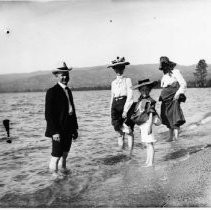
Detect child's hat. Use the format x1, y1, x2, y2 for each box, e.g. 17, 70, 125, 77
132, 79, 158, 89
107, 57, 130, 68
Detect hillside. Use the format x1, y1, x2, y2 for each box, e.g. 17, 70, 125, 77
0, 64, 211, 92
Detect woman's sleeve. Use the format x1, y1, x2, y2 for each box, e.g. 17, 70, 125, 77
174, 69, 187, 95
45, 89, 58, 135
110, 82, 114, 110
123, 78, 133, 114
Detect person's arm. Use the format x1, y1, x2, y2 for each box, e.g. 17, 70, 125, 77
68, 90, 78, 130
45, 89, 59, 140
146, 98, 156, 115
68, 90, 79, 140
160, 76, 164, 88
146, 99, 155, 134
110, 82, 114, 111
147, 112, 153, 135
122, 78, 133, 118
173, 69, 187, 99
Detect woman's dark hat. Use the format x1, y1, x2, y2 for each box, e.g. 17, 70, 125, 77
159, 56, 176, 71
52, 62, 72, 74
107, 57, 130, 68
132, 79, 158, 89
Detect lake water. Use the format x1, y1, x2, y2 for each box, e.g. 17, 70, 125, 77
0, 88, 211, 207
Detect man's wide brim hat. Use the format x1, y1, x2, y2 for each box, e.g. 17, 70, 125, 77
107, 57, 130, 68
159, 56, 176, 71
52, 62, 72, 74
132, 79, 158, 89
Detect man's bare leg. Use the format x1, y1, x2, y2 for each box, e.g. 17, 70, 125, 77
58, 152, 69, 172
49, 156, 60, 172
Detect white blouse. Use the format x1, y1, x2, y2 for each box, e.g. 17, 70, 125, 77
161, 69, 187, 95
110, 76, 133, 114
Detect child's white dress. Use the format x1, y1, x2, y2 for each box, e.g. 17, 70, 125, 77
139, 118, 157, 143
136, 96, 157, 143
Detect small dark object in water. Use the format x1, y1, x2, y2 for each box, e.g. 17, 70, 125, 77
3, 119, 10, 137
6, 139, 12, 144
6, 30, 10, 34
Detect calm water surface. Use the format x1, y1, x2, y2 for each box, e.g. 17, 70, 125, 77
0, 88, 210, 207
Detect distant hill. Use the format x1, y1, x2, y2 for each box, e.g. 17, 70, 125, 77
0, 63, 211, 92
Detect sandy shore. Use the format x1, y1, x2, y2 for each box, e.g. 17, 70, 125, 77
67, 113, 211, 207
163, 146, 211, 207
74, 149, 211, 207
162, 113, 211, 207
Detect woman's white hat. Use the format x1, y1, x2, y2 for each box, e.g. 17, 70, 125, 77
107, 57, 130, 68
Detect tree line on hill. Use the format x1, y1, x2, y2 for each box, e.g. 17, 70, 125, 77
0, 61, 210, 93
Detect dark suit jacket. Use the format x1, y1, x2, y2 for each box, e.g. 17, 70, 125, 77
45, 83, 78, 137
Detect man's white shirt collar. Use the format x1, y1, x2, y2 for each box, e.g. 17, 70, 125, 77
58, 82, 67, 89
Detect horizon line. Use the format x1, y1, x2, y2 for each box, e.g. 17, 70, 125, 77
0, 62, 203, 76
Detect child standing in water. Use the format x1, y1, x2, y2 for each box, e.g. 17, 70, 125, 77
108, 57, 134, 155
132, 79, 159, 167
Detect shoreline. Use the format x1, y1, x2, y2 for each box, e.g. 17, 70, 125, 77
0, 86, 211, 94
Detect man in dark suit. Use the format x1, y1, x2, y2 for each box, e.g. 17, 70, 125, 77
45, 62, 78, 173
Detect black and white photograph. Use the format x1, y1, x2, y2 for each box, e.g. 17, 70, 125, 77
0, 0, 211, 207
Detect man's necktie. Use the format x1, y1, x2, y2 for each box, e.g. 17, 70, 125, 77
65, 87, 73, 114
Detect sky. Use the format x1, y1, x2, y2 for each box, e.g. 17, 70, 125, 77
0, 0, 211, 74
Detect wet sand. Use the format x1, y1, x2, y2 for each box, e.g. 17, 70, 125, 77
162, 113, 211, 207
67, 113, 211, 207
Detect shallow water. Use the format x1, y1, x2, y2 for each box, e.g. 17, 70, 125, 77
0, 88, 210, 207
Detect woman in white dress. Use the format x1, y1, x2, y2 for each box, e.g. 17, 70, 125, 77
159, 56, 187, 141
108, 57, 134, 155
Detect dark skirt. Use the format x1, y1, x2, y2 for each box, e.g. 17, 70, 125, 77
159, 82, 186, 129
111, 97, 134, 132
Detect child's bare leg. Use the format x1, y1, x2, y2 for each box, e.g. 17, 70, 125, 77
143, 143, 150, 167
143, 143, 154, 167
145, 144, 150, 164
147, 143, 154, 166
127, 132, 134, 156
167, 129, 174, 142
